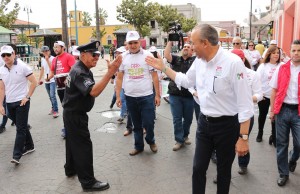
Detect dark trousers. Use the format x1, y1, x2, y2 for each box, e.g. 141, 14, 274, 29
1, 96, 8, 128
192, 114, 239, 194
7, 101, 33, 160
238, 116, 254, 167
63, 110, 96, 188
258, 97, 276, 137
57, 89, 65, 103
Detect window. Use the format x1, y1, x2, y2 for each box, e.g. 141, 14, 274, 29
107, 35, 112, 45
150, 20, 155, 29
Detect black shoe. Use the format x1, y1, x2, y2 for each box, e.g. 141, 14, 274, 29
269, 135, 273, 145
277, 175, 289, 186
27, 124, 32, 130
65, 172, 77, 177
256, 134, 262, 142
82, 181, 110, 192
213, 176, 217, 184
11, 121, 15, 126
238, 167, 248, 175
0, 126, 5, 134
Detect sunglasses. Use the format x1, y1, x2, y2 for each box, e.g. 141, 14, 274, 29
248, 45, 254, 46
92, 53, 100, 58
1, 53, 12, 58
233, 43, 240, 45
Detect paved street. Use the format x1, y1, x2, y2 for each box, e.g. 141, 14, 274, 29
0, 57, 299, 194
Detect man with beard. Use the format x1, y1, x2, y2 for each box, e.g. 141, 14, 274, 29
164, 42, 196, 151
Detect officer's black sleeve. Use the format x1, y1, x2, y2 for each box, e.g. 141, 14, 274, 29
72, 72, 95, 96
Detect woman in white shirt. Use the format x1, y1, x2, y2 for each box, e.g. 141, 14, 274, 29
245, 40, 261, 71
256, 46, 282, 146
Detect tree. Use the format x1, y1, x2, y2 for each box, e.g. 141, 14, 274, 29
17, 34, 28, 44
0, 0, 20, 29
154, 5, 181, 33
95, 8, 108, 25
82, 11, 92, 26
91, 28, 107, 40
116, 0, 159, 37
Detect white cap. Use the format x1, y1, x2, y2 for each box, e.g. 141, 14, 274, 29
0, 45, 14, 54
54, 41, 65, 47
94, 51, 101, 54
148, 46, 157, 52
126, 31, 140, 42
115, 46, 126, 53
71, 46, 80, 56
270, 40, 277, 45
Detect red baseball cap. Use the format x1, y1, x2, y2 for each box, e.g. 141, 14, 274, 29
231, 49, 245, 60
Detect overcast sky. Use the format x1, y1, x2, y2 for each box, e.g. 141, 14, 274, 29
11, 0, 271, 28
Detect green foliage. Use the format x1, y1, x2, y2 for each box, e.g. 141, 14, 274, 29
91, 28, 107, 39
18, 33, 28, 44
116, 0, 159, 37
0, 0, 20, 29
82, 11, 92, 26
95, 8, 108, 25
179, 16, 197, 33
154, 5, 181, 33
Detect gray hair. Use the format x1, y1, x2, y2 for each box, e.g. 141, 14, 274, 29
193, 24, 219, 46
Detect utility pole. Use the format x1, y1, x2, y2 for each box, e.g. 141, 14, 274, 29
95, 0, 101, 43
61, 0, 69, 50
249, 0, 252, 40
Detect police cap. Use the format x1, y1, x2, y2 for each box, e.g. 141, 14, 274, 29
77, 41, 100, 53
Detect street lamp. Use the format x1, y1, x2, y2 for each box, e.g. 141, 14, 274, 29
67, 13, 73, 45
249, 0, 253, 40
24, 6, 32, 44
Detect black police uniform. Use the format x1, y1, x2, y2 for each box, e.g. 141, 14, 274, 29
62, 60, 97, 187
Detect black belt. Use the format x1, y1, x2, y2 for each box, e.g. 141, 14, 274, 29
201, 113, 236, 122
282, 103, 298, 109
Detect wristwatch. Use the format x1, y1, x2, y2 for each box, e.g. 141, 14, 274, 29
239, 134, 249, 140
26, 95, 31, 100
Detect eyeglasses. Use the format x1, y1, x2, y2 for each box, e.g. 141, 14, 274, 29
1, 53, 12, 58
248, 45, 254, 46
128, 41, 139, 45
233, 43, 240, 45
184, 46, 191, 48
92, 53, 100, 58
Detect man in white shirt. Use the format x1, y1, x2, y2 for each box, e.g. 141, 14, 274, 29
0, 45, 37, 164
146, 24, 253, 194
115, 31, 161, 156
270, 39, 300, 187
38, 46, 59, 118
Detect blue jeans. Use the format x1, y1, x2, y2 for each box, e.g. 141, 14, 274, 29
276, 105, 300, 176
125, 94, 156, 151
45, 82, 58, 112
6, 101, 33, 160
169, 95, 194, 144
238, 116, 254, 167
120, 89, 127, 118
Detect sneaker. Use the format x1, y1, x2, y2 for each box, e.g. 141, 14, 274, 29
11, 158, 20, 165
61, 128, 66, 139
22, 148, 35, 156
173, 142, 183, 151
184, 137, 191, 145
53, 111, 59, 118
0, 126, 6, 134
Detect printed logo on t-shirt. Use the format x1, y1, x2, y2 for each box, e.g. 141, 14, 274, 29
56, 60, 65, 74
128, 63, 144, 79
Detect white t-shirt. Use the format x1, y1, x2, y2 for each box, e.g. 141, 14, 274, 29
269, 61, 300, 104
0, 59, 32, 103
41, 56, 55, 83
246, 68, 263, 103
245, 49, 261, 66
120, 49, 155, 97
256, 62, 282, 98
175, 47, 253, 123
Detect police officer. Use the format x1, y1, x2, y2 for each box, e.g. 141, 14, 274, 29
62, 41, 122, 192
146, 24, 253, 194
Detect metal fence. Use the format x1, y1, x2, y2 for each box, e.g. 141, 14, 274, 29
19, 56, 40, 70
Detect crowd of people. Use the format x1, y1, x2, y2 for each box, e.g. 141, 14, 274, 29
0, 23, 299, 193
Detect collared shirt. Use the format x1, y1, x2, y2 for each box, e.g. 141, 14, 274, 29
256, 62, 282, 98
269, 61, 300, 104
120, 49, 155, 97
175, 47, 253, 123
0, 59, 32, 103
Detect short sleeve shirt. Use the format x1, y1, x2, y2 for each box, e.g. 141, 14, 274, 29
51, 52, 75, 75
62, 61, 95, 112
41, 56, 55, 83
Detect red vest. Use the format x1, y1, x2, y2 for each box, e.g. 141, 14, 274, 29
274, 60, 300, 115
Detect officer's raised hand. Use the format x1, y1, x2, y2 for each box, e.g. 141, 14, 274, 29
106, 54, 122, 76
